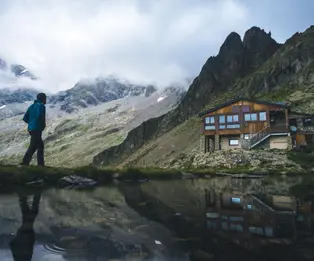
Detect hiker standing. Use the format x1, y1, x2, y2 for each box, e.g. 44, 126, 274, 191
20, 93, 46, 167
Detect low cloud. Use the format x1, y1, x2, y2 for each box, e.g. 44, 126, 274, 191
0, 0, 249, 92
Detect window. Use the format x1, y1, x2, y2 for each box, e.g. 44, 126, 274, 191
230, 223, 243, 232
244, 134, 250, 140
222, 222, 228, 231
247, 204, 253, 210
242, 105, 250, 112
265, 227, 274, 237
232, 106, 240, 113
230, 216, 244, 222
229, 139, 239, 146
251, 113, 257, 121
227, 115, 233, 122
231, 197, 241, 203
204, 116, 215, 131
233, 105, 250, 113
227, 124, 240, 129
205, 125, 216, 130
218, 114, 240, 129
207, 221, 218, 229
226, 114, 239, 123
259, 112, 267, 121
244, 113, 258, 121
249, 227, 263, 235
206, 212, 219, 218
205, 116, 215, 124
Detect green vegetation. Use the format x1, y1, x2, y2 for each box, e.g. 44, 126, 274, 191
258, 86, 296, 102
287, 151, 314, 170
0, 164, 184, 187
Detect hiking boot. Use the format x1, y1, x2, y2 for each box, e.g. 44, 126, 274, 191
18, 163, 29, 168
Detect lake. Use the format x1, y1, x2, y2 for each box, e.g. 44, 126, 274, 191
0, 176, 313, 261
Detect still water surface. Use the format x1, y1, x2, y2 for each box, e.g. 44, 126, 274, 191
0, 176, 313, 261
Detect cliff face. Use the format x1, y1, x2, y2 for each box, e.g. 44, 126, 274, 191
93, 26, 314, 167
237, 26, 314, 100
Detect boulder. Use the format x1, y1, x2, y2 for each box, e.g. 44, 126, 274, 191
58, 175, 97, 189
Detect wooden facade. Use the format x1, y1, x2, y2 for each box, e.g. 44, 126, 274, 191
201, 100, 289, 136
199, 98, 314, 151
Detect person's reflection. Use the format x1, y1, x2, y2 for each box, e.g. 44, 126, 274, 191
9, 189, 42, 261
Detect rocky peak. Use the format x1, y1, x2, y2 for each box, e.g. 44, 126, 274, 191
200, 32, 244, 79
218, 32, 243, 57
243, 26, 281, 70
49, 77, 158, 113
243, 26, 272, 46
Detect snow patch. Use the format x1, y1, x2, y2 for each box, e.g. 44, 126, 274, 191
157, 96, 166, 103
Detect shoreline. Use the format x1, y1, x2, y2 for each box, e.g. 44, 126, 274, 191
0, 164, 311, 188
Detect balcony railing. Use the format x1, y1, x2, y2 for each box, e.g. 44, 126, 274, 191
241, 125, 271, 149
241, 123, 290, 149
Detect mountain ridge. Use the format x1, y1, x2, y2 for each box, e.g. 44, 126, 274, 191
0, 74, 187, 119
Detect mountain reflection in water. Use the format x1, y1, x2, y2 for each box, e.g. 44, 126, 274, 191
0, 177, 313, 261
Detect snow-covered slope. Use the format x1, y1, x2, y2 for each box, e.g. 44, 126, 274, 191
48, 77, 158, 113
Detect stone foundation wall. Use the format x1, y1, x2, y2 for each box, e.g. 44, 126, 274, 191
209, 138, 214, 152
287, 135, 293, 150
200, 135, 205, 153
215, 135, 220, 151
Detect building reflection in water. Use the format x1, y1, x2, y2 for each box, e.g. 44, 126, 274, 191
204, 189, 313, 249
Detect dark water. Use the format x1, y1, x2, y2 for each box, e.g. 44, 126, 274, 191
0, 176, 314, 261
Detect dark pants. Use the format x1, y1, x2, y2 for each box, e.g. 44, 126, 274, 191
22, 130, 44, 166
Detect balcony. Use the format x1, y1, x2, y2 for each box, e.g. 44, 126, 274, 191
269, 124, 288, 133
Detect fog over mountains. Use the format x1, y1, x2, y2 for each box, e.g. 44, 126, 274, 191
0, 56, 188, 119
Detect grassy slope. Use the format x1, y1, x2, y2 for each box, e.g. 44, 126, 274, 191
118, 116, 201, 168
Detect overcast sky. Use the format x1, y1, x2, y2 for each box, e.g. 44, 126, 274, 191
0, 0, 313, 93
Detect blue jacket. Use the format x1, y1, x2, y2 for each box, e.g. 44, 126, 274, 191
23, 100, 46, 131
